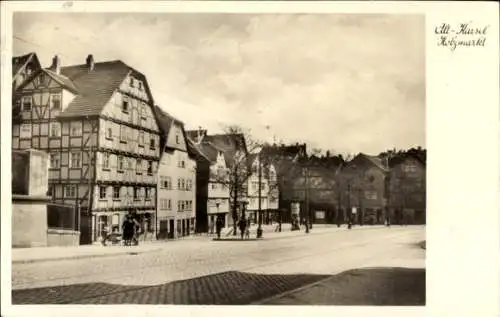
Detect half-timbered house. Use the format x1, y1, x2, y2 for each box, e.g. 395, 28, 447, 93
12, 54, 161, 244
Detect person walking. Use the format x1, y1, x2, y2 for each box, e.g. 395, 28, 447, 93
238, 218, 247, 240
101, 223, 110, 246
215, 217, 223, 239
122, 216, 135, 246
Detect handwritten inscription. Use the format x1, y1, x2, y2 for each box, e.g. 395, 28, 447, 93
435, 22, 489, 51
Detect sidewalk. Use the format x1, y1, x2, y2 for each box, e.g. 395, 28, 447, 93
215, 224, 387, 241
11, 235, 205, 265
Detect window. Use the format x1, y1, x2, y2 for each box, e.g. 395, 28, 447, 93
50, 122, 61, 137
145, 188, 151, 200
365, 190, 377, 200
186, 179, 192, 191
99, 186, 107, 199
39, 72, 46, 85
120, 125, 127, 142
122, 97, 129, 112
177, 179, 182, 190
103, 153, 110, 169
150, 138, 155, 150
113, 186, 120, 199
70, 152, 81, 168
161, 176, 172, 189
177, 200, 181, 212
47, 185, 54, 198
147, 161, 153, 175
403, 164, 417, 173
70, 123, 82, 136
139, 131, 145, 147
138, 81, 143, 91
133, 187, 140, 200
118, 156, 124, 171
129, 77, 135, 87
136, 158, 142, 174
175, 134, 180, 144
20, 124, 32, 138
141, 104, 147, 120
49, 153, 60, 168
21, 96, 32, 111
106, 127, 113, 139
51, 94, 61, 110
181, 160, 185, 168
64, 185, 76, 198
167, 199, 172, 210
180, 200, 185, 211
211, 183, 217, 190
181, 179, 185, 190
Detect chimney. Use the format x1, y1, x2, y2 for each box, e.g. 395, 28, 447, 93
86, 54, 94, 71
197, 126, 202, 144
326, 150, 330, 158
51, 55, 61, 74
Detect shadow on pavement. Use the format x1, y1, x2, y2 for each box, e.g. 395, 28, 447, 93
12, 268, 425, 305
263, 267, 426, 306
12, 271, 330, 305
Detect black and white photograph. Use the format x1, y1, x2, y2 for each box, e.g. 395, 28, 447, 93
1, 1, 498, 316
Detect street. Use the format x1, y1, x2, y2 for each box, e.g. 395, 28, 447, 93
12, 226, 425, 304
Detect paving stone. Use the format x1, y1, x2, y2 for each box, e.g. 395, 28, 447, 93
12, 271, 330, 305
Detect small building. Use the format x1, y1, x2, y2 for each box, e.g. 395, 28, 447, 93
388, 152, 426, 224
154, 106, 197, 239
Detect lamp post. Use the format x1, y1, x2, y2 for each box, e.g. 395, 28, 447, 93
304, 166, 310, 234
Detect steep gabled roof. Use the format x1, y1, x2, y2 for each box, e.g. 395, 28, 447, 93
56, 60, 131, 118
388, 152, 426, 168
347, 153, 389, 172
12, 52, 41, 78
186, 138, 210, 162
261, 143, 307, 159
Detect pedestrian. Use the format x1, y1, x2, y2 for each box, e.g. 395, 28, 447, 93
215, 217, 223, 239
122, 216, 135, 246
101, 223, 110, 246
238, 218, 247, 240
132, 217, 141, 246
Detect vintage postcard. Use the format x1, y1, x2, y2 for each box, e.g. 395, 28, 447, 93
1, 1, 498, 317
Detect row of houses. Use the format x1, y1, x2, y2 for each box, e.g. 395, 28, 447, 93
270, 147, 427, 226
11, 53, 282, 244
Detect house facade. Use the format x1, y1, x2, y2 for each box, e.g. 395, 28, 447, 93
339, 154, 388, 225
154, 106, 196, 239
388, 154, 426, 224
187, 130, 249, 231
260, 143, 307, 223
12, 54, 161, 244
290, 155, 343, 224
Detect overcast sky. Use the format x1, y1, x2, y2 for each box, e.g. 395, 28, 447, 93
13, 13, 425, 155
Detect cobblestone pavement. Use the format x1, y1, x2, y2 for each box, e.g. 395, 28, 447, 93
13, 271, 331, 304
11, 226, 425, 304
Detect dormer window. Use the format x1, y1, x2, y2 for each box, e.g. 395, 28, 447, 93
130, 77, 135, 87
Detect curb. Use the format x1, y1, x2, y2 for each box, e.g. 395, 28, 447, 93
12, 247, 163, 265
252, 274, 335, 305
